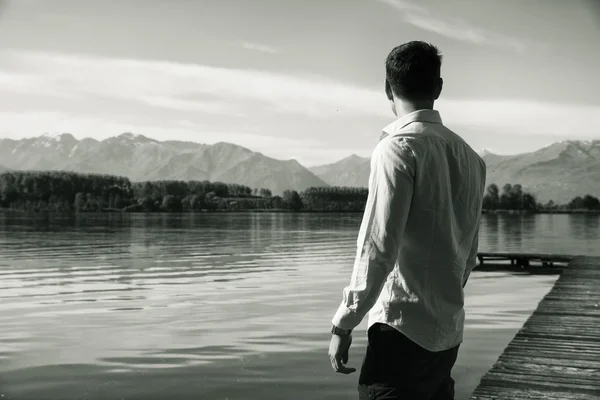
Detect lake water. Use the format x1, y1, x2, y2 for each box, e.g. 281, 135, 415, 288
0, 212, 598, 400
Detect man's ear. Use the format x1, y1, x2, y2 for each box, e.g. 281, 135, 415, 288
385, 79, 394, 101
434, 77, 443, 100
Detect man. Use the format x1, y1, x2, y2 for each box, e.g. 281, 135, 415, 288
328, 41, 487, 400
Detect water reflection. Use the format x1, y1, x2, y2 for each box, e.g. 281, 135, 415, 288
568, 214, 600, 241
0, 212, 598, 400
481, 214, 499, 250
498, 214, 524, 249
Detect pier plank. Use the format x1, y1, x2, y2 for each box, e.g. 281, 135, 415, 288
469, 256, 600, 399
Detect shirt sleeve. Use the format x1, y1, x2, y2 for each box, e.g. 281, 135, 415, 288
331, 137, 415, 331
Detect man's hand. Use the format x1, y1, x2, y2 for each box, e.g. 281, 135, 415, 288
328, 334, 356, 374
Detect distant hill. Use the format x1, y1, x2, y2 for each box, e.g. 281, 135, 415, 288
481, 140, 600, 204
0, 133, 328, 194
309, 154, 370, 188
311, 141, 600, 204
478, 149, 506, 165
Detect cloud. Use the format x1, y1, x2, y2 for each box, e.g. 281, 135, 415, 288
379, 0, 528, 52
139, 96, 234, 115
0, 71, 77, 99
0, 49, 598, 149
436, 98, 600, 138
0, 50, 389, 119
241, 42, 279, 54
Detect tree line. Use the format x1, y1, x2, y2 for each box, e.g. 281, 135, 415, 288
0, 171, 598, 213
481, 183, 600, 212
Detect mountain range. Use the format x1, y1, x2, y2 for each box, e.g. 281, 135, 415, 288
479, 141, 600, 204
1, 133, 598, 203
0, 133, 327, 194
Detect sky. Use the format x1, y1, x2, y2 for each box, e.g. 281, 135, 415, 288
0, 0, 599, 166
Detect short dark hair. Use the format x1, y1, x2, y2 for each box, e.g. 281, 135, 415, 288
385, 41, 442, 101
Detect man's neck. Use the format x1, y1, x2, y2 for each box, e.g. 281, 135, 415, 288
394, 99, 434, 119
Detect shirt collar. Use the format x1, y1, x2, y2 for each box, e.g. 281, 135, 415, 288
381, 109, 442, 137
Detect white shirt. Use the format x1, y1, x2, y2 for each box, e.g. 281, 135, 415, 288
331, 109, 486, 352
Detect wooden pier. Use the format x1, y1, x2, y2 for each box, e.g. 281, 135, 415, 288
474, 252, 575, 274
477, 252, 574, 268
469, 255, 600, 399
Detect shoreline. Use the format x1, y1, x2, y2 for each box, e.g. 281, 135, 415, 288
1, 208, 600, 215
482, 209, 600, 215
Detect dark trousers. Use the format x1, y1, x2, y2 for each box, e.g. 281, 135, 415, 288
357, 323, 460, 400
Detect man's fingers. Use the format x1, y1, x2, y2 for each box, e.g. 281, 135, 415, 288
337, 365, 357, 374
330, 355, 356, 374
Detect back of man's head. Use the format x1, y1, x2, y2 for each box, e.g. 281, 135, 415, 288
385, 41, 443, 102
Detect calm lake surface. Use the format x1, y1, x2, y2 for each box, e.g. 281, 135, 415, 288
0, 212, 598, 400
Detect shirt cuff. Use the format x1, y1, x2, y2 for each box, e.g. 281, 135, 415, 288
331, 302, 364, 331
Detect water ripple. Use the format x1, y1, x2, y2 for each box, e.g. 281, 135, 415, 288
0, 212, 595, 399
